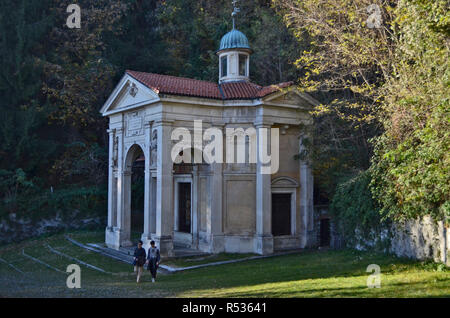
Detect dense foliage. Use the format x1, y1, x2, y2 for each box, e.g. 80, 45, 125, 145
0, 0, 448, 242
330, 171, 389, 249
370, 0, 449, 224
276, 0, 449, 236
0, 0, 304, 232
274, 0, 396, 202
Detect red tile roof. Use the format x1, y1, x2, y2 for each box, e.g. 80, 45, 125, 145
126, 70, 293, 101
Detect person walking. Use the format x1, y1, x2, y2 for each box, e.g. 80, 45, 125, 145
133, 240, 146, 283
146, 240, 160, 283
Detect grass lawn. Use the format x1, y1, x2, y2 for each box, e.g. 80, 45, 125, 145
0, 230, 448, 297
164, 253, 257, 268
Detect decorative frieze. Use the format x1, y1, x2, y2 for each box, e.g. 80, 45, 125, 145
125, 111, 144, 137
150, 128, 158, 167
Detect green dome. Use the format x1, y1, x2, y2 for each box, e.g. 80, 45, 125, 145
218, 29, 251, 52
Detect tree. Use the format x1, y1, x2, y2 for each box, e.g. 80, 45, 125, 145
370, 0, 449, 223
274, 0, 396, 202
276, 0, 449, 223
0, 0, 56, 189
43, 0, 128, 128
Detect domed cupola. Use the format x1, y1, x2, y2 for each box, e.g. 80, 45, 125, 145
219, 29, 251, 51
216, 1, 252, 83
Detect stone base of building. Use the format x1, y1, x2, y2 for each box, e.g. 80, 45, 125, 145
195, 233, 305, 255
174, 231, 194, 248
197, 233, 225, 254
108, 229, 308, 256
254, 235, 274, 255
105, 227, 132, 250
153, 235, 174, 257
273, 235, 302, 251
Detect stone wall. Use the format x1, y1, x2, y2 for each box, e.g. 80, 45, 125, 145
0, 211, 104, 244
314, 207, 449, 266
390, 216, 449, 266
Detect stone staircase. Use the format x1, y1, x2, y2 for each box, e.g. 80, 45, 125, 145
87, 243, 135, 264
83, 242, 209, 273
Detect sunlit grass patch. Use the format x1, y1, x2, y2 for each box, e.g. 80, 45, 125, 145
0, 231, 448, 297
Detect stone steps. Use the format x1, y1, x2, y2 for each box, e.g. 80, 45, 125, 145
87, 243, 135, 264
85, 243, 174, 273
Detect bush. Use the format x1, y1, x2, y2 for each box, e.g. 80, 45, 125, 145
330, 170, 390, 250
369, 0, 449, 225
1, 185, 107, 222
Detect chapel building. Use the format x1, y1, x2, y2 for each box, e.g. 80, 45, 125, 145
100, 17, 318, 256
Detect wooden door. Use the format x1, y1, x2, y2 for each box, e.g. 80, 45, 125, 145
178, 183, 191, 233
271, 193, 291, 236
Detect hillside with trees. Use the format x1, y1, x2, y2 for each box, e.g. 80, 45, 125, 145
0, 0, 448, 258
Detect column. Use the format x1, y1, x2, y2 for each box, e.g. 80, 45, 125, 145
255, 123, 274, 255
121, 170, 132, 246
192, 165, 199, 249
142, 122, 152, 244
205, 123, 224, 253
154, 120, 174, 256
299, 134, 314, 248
115, 128, 132, 247
106, 128, 115, 229
208, 161, 223, 253
115, 128, 124, 230
150, 173, 156, 234
105, 128, 119, 249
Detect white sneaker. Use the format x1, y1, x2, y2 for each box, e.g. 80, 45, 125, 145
152, 278, 155, 283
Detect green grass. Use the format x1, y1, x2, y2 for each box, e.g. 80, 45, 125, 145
0, 231, 448, 297
164, 253, 257, 268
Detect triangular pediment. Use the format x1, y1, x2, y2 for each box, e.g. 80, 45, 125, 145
262, 89, 319, 109
100, 74, 160, 116
271, 176, 299, 188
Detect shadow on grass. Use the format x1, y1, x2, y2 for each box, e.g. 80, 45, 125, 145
1, 230, 448, 298
149, 249, 434, 295
205, 277, 450, 298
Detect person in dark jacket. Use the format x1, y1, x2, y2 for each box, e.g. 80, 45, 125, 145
146, 240, 160, 283
133, 240, 146, 283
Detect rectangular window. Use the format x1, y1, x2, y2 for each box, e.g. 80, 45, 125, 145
221, 56, 227, 77
239, 54, 247, 76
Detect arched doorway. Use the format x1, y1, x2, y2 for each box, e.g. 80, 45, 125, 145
124, 144, 145, 244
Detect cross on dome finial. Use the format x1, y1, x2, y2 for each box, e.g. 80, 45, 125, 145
231, 0, 240, 29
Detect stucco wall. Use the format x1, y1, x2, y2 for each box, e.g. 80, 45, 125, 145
223, 177, 256, 235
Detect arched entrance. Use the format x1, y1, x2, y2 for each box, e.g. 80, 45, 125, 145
124, 144, 146, 245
